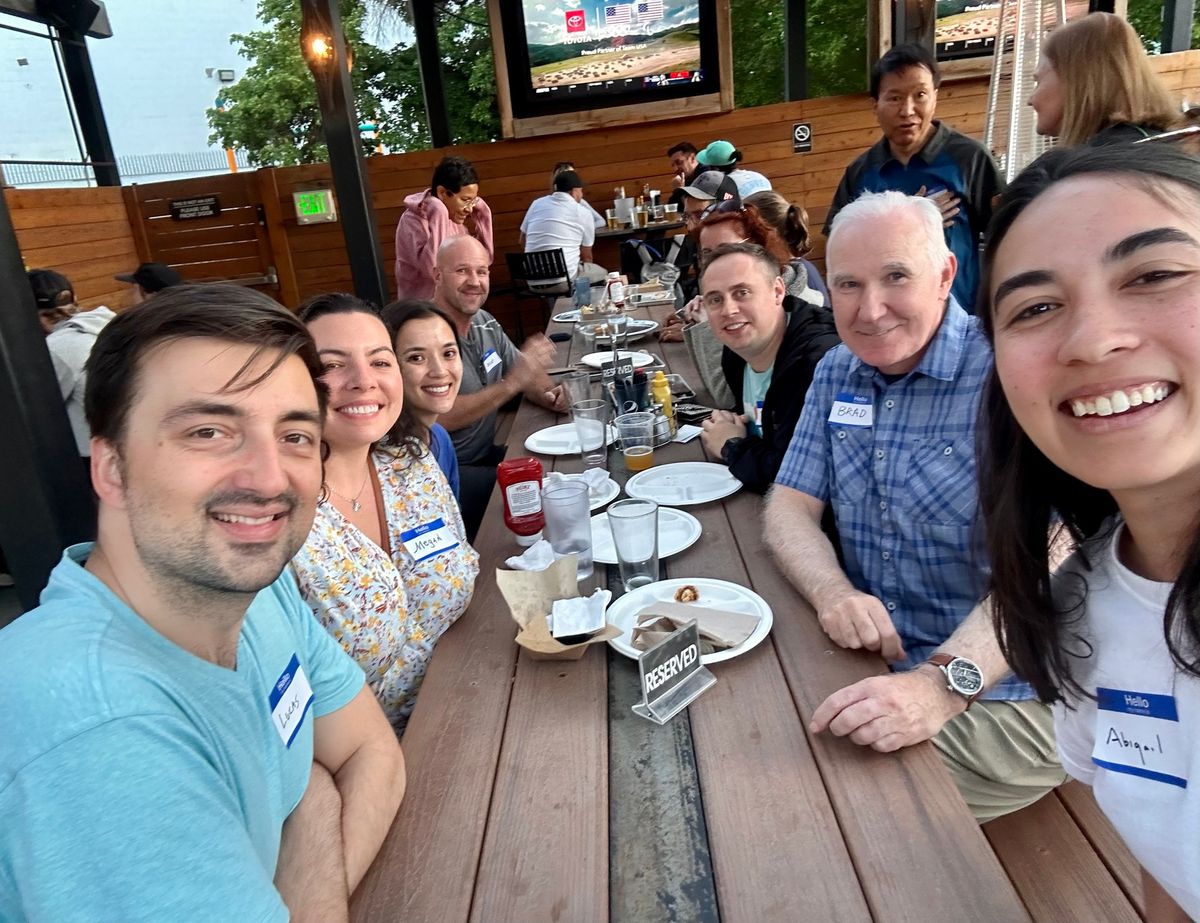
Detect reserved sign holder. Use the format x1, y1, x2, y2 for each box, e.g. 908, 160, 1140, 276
632, 619, 716, 725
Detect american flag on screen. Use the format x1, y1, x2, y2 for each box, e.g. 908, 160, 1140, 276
637, 0, 664, 19
604, 4, 632, 25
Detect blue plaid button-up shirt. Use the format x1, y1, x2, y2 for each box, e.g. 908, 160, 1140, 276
776, 300, 1033, 701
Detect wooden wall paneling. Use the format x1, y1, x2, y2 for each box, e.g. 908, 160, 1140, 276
121, 185, 153, 263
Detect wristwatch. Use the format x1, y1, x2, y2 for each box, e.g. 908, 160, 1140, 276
720, 437, 745, 465
926, 653, 984, 708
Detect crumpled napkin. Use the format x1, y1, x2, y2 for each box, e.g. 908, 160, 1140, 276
549, 589, 609, 638
544, 468, 610, 496
630, 601, 760, 654
505, 539, 559, 571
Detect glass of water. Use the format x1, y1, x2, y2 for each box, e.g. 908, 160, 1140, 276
572, 399, 609, 470
607, 499, 659, 591
542, 482, 594, 580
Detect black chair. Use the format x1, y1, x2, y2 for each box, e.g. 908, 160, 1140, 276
506, 249, 572, 338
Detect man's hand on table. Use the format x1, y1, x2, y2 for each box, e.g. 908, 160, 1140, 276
542, 383, 568, 412
815, 590, 907, 662
700, 410, 747, 457
810, 666, 966, 752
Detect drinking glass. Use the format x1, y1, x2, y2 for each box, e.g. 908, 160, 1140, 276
572, 399, 609, 470
615, 411, 655, 472
542, 482, 593, 580
605, 207, 620, 230
562, 370, 593, 408
607, 499, 659, 591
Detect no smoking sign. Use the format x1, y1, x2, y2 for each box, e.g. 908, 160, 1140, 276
792, 122, 812, 154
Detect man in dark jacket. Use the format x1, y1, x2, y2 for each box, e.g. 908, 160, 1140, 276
698, 242, 839, 494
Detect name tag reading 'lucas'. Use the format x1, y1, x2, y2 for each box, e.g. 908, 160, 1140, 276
270, 654, 314, 748
828, 393, 873, 427
401, 518, 459, 562
1092, 687, 1188, 788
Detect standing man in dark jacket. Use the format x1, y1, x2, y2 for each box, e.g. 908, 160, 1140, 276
698, 243, 839, 494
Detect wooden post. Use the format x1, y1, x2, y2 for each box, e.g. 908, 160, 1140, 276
256, 168, 302, 309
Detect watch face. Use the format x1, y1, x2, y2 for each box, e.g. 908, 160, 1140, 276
947, 658, 984, 696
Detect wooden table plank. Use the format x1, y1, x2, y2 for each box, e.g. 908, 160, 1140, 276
984, 793, 1142, 923
1055, 782, 1144, 917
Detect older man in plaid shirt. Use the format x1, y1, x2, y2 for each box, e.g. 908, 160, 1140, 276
765, 191, 1063, 822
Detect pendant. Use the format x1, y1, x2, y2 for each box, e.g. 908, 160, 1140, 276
352, 499, 362, 513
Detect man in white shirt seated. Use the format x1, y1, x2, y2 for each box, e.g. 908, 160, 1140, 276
520, 170, 608, 287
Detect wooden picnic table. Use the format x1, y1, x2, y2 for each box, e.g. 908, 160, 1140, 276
350, 301, 1136, 923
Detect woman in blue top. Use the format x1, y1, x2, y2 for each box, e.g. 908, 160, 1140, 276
384, 300, 464, 498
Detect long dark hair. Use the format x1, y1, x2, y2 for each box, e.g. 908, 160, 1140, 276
978, 143, 1200, 702
382, 299, 460, 454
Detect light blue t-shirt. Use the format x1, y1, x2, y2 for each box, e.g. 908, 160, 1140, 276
0, 544, 365, 922
742, 364, 774, 438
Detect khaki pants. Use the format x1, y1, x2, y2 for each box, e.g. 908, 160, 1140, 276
933, 699, 1067, 823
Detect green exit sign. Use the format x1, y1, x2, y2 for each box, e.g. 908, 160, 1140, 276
293, 188, 337, 225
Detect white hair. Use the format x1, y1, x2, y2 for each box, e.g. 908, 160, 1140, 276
827, 190, 950, 274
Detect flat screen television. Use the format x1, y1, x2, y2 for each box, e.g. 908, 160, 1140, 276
497, 0, 721, 120
935, 0, 1090, 60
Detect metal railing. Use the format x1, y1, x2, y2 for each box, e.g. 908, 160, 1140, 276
1, 149, 254, 187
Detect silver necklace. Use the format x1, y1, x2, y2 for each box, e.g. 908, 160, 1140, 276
327, 465, 371, 513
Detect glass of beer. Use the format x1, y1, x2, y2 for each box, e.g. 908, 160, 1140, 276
605, 208, 620, 230
615, 411, 655, 472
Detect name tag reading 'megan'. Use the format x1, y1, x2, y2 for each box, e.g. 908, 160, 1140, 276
270, 654, 314, 748
401, 518, 459, 562
1092, 687, 1188, 788
828, 393, 873, 427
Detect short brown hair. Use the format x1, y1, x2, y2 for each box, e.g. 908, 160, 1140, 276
698, 241, 781, 287
86, 283, 326, 446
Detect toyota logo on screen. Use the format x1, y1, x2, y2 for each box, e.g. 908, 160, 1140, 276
565, 9, 586, 33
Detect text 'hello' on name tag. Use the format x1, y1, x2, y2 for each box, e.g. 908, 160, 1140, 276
482, 348, 502, 377
828, 393, 873, 427
1092, 687, 1188, 788
270, 654, 314, 749
400, 517, 459, 562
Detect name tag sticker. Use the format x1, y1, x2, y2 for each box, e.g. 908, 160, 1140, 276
269, 654, 314, 749
1092, 687, 1187, 788
828, 393, 873, 427
754, 400, 764, 428
482, 348, 502, 379
400, 517, 459, 562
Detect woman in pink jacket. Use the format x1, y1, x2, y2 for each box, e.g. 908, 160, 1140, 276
394, 156, 494, 299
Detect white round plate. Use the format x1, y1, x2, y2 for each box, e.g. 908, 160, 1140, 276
557, 474, 620, 511
606, 577, 773, 665
624, 462, 741, 506
552, 309, 583, 323
524, 423, 616, 456
587, 319, 660, 344
590, 507, 701, 565
578, 350, 654, 370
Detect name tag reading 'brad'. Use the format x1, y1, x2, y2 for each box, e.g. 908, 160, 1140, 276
401, 518, 459, 562
1092, 687, 1188, 788
270, 654, 314, 748
828, 393, 873, 427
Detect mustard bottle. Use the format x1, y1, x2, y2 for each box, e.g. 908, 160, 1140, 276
652, 370, 676, 436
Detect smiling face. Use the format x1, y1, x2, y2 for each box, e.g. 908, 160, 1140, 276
436, 182, 479, 224
394, 314, 463, 426
1029, 56, 1065, 137
699, 251, 787, 371
306, 310, 403, 453
98, 338, 324, 595
872, 65, 938, 159
433, 236, 491, 326
828, 208, 955, 375
990, 175, 1200, 502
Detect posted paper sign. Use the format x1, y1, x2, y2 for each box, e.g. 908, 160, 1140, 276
1092, 687, 1188, 788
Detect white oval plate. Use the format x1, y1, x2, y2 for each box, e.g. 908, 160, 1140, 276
552, 309, 584, 324
585, 319, 660, 344
590, 507, 701, 565
624, 462, 741, 506
558, 474, 620, 511
606, 577, 773, 665
524, 423, 616, 456
578, 350, 654, 370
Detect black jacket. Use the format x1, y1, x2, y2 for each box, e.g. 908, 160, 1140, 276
720, 295, 840, 494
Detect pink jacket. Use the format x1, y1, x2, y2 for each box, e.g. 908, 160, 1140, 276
394, 190, 494, 299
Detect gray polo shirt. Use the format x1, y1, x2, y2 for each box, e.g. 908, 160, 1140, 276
451, 309, 519, 464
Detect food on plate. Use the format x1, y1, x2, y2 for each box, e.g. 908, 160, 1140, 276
673, 585, 699, 603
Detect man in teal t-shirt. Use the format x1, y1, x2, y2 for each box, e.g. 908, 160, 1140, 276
0, 286, 405, 921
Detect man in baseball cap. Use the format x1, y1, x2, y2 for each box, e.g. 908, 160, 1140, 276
114, 262, 183, 304
694, 140, 772, 197
679, 170, 741, 227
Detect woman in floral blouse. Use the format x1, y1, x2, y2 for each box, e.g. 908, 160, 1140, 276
291, 293, 479, 735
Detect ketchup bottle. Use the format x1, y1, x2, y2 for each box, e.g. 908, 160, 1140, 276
497, 456, 545, 546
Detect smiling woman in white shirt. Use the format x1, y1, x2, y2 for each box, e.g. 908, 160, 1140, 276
980, 143, 1200, 921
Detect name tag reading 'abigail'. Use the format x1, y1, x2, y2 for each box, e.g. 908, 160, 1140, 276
828, 393, 873, 427
1092, 687, 1188, 788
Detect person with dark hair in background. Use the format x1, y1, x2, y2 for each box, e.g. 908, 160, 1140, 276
746, 190, 830, 306
521, 169, 608, 287
550, 161, 605, 228
0, 283, 404, 920
1028, 12, 1179, 148
383, 299, 465, 498
980, 142, 1200, 921
292, 292, 477, 737
114, 261, 183, 305
825, 42, 1005, 313
667, 141, 700, 206
395, 155, 493, 299
27, 268, 116, 457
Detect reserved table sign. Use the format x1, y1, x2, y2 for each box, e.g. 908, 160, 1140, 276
633, 619, 716, 725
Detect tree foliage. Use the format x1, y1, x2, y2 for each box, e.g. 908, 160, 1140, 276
1126, 0, 1200, 53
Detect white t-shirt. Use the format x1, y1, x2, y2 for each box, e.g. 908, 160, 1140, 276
1053, 522, 1200, 917
520, 191, 596, 280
